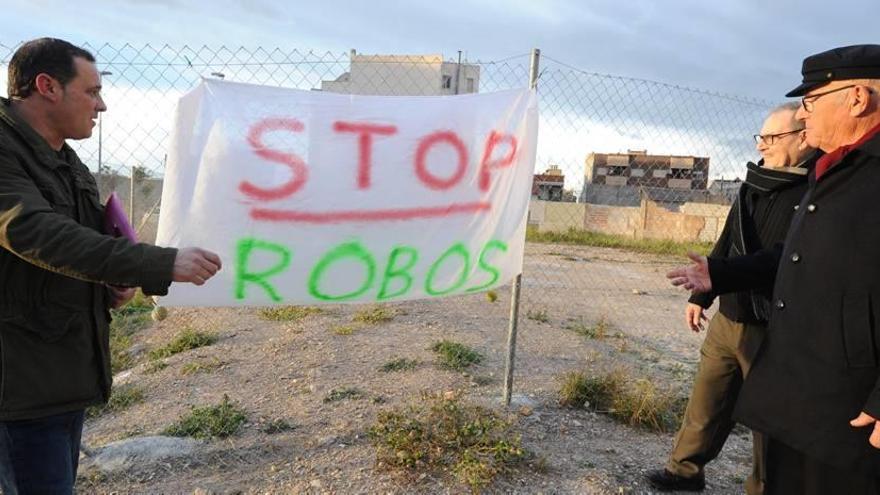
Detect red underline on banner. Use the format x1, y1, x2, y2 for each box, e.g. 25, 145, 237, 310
249, 202, 492, 224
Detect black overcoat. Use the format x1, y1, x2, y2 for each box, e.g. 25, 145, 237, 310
710, 132, 880, 475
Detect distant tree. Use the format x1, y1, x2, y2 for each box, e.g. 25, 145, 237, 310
132, 165, 152, 183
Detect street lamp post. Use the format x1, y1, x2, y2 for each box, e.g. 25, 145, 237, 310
97, 71, 112, 175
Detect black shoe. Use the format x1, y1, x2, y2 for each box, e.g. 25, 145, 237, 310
646, 469, 706, 491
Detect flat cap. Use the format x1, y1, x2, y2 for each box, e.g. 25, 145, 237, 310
786, 44, 880, 97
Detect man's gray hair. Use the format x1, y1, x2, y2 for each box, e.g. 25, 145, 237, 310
769, 101, 802, 129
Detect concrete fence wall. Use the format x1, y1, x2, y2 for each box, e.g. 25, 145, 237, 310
529, 198, 731, 243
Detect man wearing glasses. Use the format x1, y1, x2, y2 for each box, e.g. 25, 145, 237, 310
668, 45, 880, 492
648, 102, 817, 493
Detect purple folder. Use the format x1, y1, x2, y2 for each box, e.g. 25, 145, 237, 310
103, 192, 137, 243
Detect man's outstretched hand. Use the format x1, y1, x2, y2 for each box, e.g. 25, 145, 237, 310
173, 247, 222, 286
667, 252, 712, 293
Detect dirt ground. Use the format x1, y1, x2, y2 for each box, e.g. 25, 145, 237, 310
78, 242, 754, 494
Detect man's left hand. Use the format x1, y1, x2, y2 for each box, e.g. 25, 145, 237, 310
108, 286, 136, 309
850, 411, 880, 448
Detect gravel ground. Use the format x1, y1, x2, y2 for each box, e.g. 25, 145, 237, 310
77, 242, 752, 494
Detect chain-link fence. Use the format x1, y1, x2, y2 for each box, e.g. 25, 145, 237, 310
0, 41, 774, 341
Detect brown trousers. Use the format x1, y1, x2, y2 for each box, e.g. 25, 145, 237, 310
666, 312, 765, 495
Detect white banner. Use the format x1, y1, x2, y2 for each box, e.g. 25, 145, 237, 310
156, 80, 538, 306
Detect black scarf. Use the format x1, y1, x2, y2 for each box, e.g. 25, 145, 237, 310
728, 158, 810, 257
743, 160, 807, 193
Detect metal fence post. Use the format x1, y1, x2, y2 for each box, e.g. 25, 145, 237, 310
503, 48, 540, 407
130, 164, 136, 226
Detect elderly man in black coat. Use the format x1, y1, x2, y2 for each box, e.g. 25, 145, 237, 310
668, 44, 880, 493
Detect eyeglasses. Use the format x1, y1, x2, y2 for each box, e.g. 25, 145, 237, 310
753, 128, 804, 145
800, 85, 865, 112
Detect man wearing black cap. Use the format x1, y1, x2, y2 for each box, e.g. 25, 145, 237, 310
668, 44, 880, 493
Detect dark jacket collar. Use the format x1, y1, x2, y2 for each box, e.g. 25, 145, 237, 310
809, 128, 880, 186
0, 98, 72, 170
859, 126, 880, 157
745, 152, 817, 193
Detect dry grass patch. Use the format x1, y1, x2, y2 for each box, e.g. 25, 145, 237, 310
331, 324, 359, 335
368, 392, 527, 491
181, 357, 225, 375
87, 384, 144, 419
565, 316, 610, 339
148, 328, 217, 360
108, 295, 153, 373
260, 418, 295, 434
324, 387, 364, 403
431, 341, 483, 371
558, 369, 684, 432
259, 306, 323, 322
527, 226, 713, 256
143, 360, 168, 374
164, 395, 247, 439
353, 306, 397, 324
526, 309, 550, 323
379, 357, 419, 373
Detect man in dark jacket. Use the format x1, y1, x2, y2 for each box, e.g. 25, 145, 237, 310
668, 45, 880, 493
648, 103, 817, 493
0, 38, 222, 494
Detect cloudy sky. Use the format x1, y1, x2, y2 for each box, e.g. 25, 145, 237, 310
2, 0, 877, 184
5, 0, 876, 99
